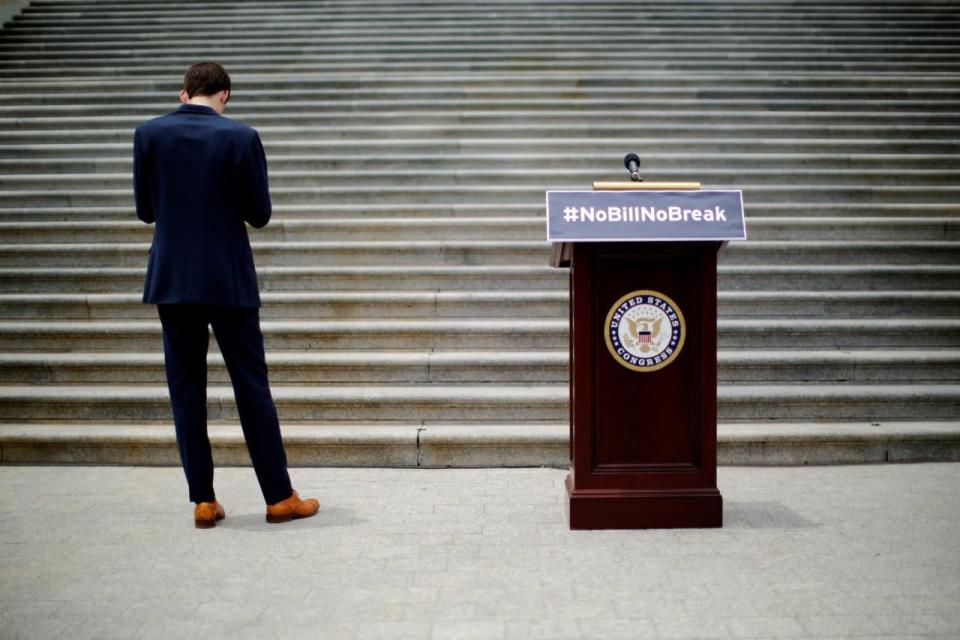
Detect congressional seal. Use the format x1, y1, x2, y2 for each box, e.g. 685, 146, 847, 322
604, 290, 686, 372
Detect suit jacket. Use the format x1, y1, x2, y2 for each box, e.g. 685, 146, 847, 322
133, 103, 271, 307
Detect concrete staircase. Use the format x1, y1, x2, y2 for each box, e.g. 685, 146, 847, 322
0, 0, 957, 466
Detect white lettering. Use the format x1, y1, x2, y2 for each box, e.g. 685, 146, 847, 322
580, 206, 594, 222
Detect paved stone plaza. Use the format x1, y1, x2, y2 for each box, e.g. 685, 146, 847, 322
1, 464, 958, 639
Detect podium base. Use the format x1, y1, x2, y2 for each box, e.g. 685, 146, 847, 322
565, 474, 722, 530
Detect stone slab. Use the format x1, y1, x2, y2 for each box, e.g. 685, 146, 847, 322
1, 464, 958, 639
2, 422, 958, 467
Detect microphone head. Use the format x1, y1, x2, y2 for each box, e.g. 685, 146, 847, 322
624, 152, 641, 170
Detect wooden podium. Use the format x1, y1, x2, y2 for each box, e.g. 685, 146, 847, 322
549, 180, 740, 530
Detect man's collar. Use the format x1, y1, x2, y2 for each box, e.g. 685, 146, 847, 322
177, 103, 219, 115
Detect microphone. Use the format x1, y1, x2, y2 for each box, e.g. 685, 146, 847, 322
623, 153, 641, 181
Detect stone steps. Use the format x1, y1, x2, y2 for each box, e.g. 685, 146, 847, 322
10, 9, 959, 22
10, 15, 958, 26
2, 57, 958, 71
1, 153, 958, 172
0, 319, 955, 352
0, 86, 956, 105
2, 169, 956, 189
4, 186, 958, 207
0, 217, 955, 243
3, 139, 956, 157
0, 0, 956, 463
2, 70, 956, 82
0, 265, 568, 292
9, 3, 958, 17
0, 203, 954, 222
2, 264, 959, 293
2, 422, 956, 467
6, 24, 958, 38
0, 241, 954, 267
0, 290, 956, 320
6, 71, 954, 83
3, 98, 958, 113
4, 62, 958, 75
4, 111, 960, 128
4, 124, 959, 145
0, 383, 956, 423
1, 350, 955, 385
4, 35, 957, 51
0, 291, 571, 320
9, 11, 957, 24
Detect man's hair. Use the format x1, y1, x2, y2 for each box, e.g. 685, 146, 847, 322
182, 62, 231, 98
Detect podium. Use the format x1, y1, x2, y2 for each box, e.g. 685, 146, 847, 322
548, 182, 745, 529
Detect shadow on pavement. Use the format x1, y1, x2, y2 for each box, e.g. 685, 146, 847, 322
214, 506, 362, 531
724, 501, 820, 529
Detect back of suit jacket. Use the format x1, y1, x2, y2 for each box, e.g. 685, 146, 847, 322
133, 103, 271, 307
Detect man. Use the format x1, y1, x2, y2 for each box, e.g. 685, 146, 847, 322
133, 62, 319, 528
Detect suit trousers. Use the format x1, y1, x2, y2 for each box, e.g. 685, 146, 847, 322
157, 304, 293, 505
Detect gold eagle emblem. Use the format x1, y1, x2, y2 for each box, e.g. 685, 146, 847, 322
624, 317, 661, 353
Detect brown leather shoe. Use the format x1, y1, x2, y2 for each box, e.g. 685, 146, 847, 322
194, 501, 225, 529
265, 490, 319, 524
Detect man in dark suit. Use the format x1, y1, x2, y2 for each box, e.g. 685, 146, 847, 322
133, 62, 319, 528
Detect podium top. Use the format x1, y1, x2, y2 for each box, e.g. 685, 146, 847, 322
593, 181, 701, 191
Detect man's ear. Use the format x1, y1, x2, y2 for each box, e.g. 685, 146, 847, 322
179, 90, 189, 104
220, 89, 230, 106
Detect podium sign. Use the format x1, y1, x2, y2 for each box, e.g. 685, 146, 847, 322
547, 190, 745, 242
550, 186, 744, 530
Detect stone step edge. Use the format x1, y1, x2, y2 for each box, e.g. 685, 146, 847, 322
0, 290, 956, 306
1, 216, 957, 229
3, 71, 957, 87
3, 264, 958, 276
3, 124, 959, 137
12, 12, 960, 23
1, 422, 957, 467
0, 203, 950, 215
3, 141, 956, 153
2, 152, 956, 161
3, 240, 958, 251
0, 317, 955, 333
2, 348, 957, 362
1, 383, 957, 403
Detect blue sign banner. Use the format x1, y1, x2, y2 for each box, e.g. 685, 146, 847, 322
546, 190, 746, 242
